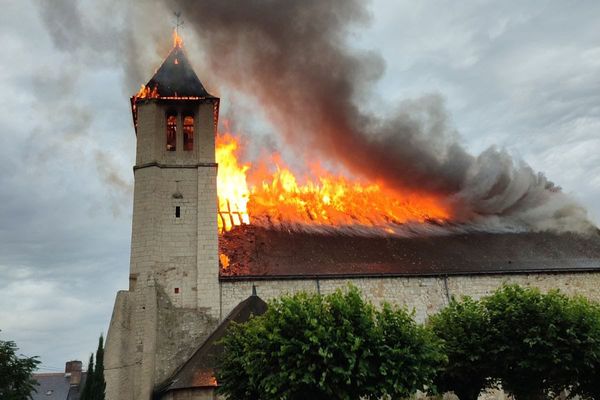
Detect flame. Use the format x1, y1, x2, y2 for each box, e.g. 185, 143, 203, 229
216, 129, 450, 234
216, 133, 251, 232
173, 29, 184, 48
134, 84, 159, 100
219, 253, 230, 269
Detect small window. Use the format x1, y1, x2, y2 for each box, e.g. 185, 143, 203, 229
183, 115, 194, 151
174, 287, 180, 294
175, 206, 181, 218
166, 113, 177, 151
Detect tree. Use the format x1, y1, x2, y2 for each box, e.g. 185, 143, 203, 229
0, 335, 40, 400
483, 285, 585, 400
216, 286, 445, 400
428, 285, 600, 400
92, 334, 106, 400
559, 297, 600, 400
375, 304, 446, 399
81, 334, 105, 400
80, 353, 94, 400
428, 296, 494, 400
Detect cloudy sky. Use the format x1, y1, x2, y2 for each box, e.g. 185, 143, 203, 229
1, 0, 599, 372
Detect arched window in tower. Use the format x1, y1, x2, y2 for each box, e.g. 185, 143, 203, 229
183, 115, 194, 151
166, 113, 177, 151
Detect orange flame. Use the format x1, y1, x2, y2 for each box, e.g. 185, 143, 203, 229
173, 29, 184, 48
134, 84, 159, 100
216, 133, 251, 232
216, 129, 450, 233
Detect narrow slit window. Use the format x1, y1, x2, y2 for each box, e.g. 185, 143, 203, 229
166, 113, 177, 151
183, 115, 194, 151
175, 206, 181, 218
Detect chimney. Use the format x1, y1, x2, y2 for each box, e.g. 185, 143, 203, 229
65, 360, 82, 387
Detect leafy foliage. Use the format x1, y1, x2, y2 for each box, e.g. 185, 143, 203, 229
0, 335, 40, 400
428, 296, 493, 400
483, 285, 582, 399
559, 297, 600, 400
216, 286, 445, 400
218, 284, 600, 400
431, 285, 600, 400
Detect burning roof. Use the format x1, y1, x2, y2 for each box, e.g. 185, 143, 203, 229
130, 32, 218, 132
143, 45, 213, 99
219, 225, 600, 279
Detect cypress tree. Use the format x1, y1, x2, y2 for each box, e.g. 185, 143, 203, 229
93, 335, 106, 400
80, 353, 94, 400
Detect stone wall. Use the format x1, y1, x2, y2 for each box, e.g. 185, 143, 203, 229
220, 272, 600, 323
106, 99, 221, 400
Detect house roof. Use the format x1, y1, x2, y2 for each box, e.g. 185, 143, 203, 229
144, 45, 214, 98
219, 225, 600, 279
155, 292, 268, 395
31, 372, 87, 400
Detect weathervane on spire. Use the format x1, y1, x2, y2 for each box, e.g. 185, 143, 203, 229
173, 11, 184, 48
174, 11, 184, 35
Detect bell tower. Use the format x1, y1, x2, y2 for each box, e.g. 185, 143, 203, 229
105, 34, 221, 400
128, 36, 220, 311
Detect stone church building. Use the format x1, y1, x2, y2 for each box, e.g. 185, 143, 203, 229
104, 39, 600, 400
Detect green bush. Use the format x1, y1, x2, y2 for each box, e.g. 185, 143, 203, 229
216, 286, 445, 400
428, 296, 493, 400
430, 284, 600, 400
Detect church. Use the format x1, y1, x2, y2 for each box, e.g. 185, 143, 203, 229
104, 37, 600, 400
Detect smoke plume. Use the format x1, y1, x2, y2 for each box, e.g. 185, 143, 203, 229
33, 0, 594, 233
166, 0, 591, 233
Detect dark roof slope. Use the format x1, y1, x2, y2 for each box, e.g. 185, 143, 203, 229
219, 226, 600, 279
155, 293, 267, 395
31, 372, 87, 400
145, 45, 213, 98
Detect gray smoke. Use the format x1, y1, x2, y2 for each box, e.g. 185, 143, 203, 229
33, 0, 593, 233
165, 0, 591, 233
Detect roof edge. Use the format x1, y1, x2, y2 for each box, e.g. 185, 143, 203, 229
153, 294, 267, 397
219, 266, 600, 282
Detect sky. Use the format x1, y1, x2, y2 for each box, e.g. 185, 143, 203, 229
1, 0, 599, 372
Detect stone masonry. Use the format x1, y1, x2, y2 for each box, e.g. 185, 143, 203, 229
105, 97, 221, 400
220, 272, 600, 324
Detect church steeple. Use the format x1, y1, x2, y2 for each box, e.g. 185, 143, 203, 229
130, 32, 218, 133
144, 45, 213, 99
106, 30, 221, 400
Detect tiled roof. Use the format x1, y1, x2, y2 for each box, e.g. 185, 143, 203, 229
144, 46, 214, 98
155, 293, 267, 395
31, 372, 87, 400
219, 226, 600, 279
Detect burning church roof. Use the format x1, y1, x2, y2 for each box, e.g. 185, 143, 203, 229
126, 30, 600, 282
129, 32, 218, 132
143, 44, 213, 99
219, 225, 600, 279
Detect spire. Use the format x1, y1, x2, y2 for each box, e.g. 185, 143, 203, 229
134, 27, 214, 100
130, 30, 218, 132
143, 42, 213, 98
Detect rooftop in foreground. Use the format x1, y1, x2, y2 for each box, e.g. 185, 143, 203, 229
219, 225, 600, 280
